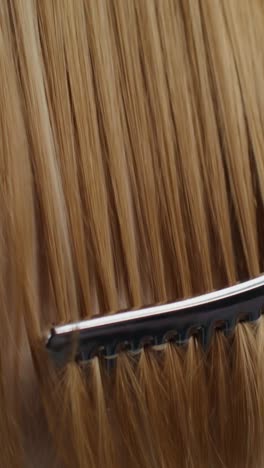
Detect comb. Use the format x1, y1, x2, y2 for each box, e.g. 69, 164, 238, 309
46, 275, 264, 366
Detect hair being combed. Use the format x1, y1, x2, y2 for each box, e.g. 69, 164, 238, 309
1, 0, 264, 467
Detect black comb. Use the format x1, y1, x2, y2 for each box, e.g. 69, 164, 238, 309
46, 275, 264, 366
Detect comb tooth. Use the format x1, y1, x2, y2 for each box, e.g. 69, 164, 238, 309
131, 336, 142, 355
202, 324, 214, 349
176, 329, 186, 347
105, 342, 116, 359
182, 325, 192, 345
88, 345, 97, 361
154, 334, 162, 346
185, 326, 193, 342
97, 345, 107, 360
226, 315, 238, 337
249, 307, 262, 322
76, 350, 88, 362
105, 357, 115, 372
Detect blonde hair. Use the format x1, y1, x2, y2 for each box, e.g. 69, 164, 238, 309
1, 0, 264, 467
